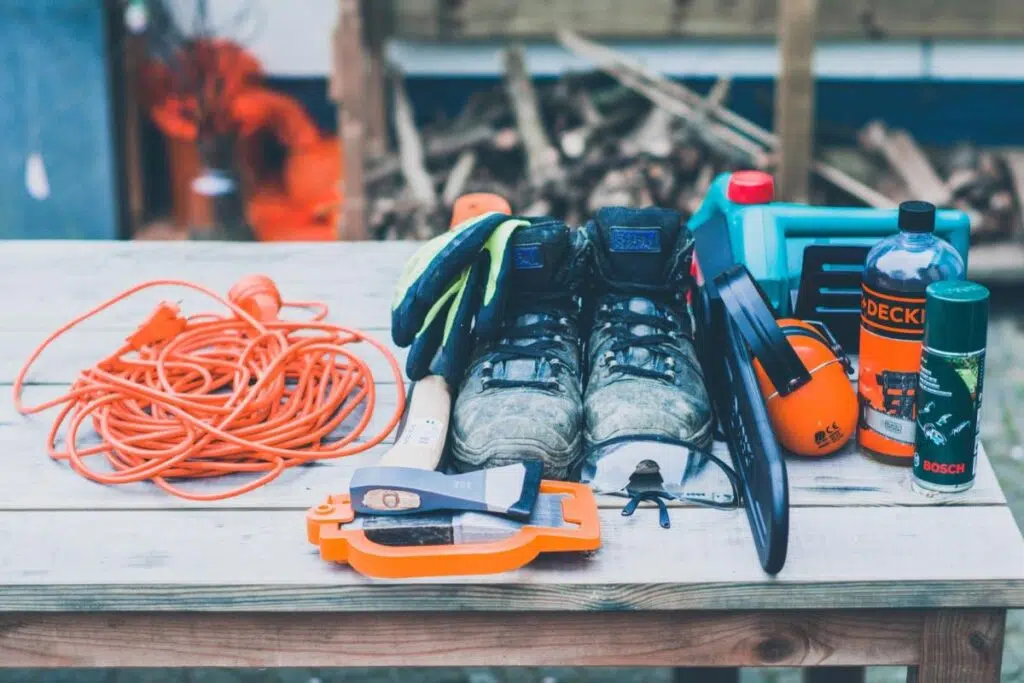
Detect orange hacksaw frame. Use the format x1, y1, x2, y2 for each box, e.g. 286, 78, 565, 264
306, 480, 601, 579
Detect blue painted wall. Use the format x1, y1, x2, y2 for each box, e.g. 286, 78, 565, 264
0, 0, 119, 239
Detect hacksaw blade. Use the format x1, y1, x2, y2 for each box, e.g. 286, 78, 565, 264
343, 492, 572, 546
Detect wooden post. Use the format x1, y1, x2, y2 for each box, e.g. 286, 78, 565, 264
907, 609, 1006, 683
332, 0, 368, 240
120, 33, 146, 238
362, 0, 391, 160
503, 45, 565, 191
774, 0, 818, 203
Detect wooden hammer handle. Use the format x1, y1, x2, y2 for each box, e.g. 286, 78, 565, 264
377, 375, 452, 470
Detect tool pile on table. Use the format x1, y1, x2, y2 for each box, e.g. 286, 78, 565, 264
311, 170, 990, 578
15, 182, 992, 581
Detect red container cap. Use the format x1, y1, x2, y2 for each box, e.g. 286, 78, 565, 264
727, 170, 775, 204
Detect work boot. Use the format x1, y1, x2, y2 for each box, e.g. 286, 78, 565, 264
582, 206, 713, 456
450, 218, 588, 480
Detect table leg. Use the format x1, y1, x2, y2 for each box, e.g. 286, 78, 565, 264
803, 667, 864, 682
673, 668, 739, 683
906, 608, 1006, 683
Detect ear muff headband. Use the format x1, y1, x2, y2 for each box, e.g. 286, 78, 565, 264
781, 325, 830, 346
780, 321, 854, 375
714, 264, 812, 396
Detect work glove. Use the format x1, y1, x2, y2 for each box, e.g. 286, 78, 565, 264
391, 210, 531, 386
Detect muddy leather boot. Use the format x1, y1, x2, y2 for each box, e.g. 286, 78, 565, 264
450, 218, 589, 480
582, 206, 713, 456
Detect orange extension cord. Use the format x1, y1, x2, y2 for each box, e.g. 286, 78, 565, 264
12, 275, 407, 501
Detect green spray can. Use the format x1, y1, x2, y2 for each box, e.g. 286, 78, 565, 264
913, 280, 990, 492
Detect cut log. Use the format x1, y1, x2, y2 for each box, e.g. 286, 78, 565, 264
366, 124, 518, 186
503, 45, 566, 191
557, 29, 893, 209
442, 151, 478, 207
1001, 151, 1024, 242
560, 89, 607, 158
576, 89, 603, 126
859, 121, 949, 206
620, 106, 676, 158
561, 107, 641, 160
388, 64, 437, 222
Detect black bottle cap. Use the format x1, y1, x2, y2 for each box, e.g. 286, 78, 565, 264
898, 200, 936, 233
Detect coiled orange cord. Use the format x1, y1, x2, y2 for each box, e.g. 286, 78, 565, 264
12, 275, 407, 501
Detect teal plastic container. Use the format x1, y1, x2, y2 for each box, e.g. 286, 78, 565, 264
687, 171, 972, 315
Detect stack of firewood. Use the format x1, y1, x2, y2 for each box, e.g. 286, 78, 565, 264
367, 60, 723, 236
367, 30, 1024, 248
367, 40, 772, 238
856, 122, 1024, 244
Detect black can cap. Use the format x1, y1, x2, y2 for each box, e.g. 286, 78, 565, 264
898, 200, 936, 233
924, 280, 990, 354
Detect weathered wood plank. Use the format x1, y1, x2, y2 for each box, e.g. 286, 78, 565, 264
784, 439, 1005, 507
0, 241, 418, 334
909, 609, 1006, 683
2, 240, 1017, 387
361, 0, 392, 159
774, 0, 817, 203
0, 609, 924, 668
392, 0, 1024, 39
0, 384, 1005, 510
334, 0, 369, 239
1, 506, 1022, 611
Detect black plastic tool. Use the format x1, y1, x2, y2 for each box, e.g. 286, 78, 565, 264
692, 212, 790, 576
794, 245, 872, 354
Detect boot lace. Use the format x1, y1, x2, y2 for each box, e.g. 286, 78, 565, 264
481, 294, 578, 392
596, 291, 700, 383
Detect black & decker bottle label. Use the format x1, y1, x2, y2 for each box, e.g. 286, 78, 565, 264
913, 348, 983, 488
857, 284, 927, 457
860, 284, 926, 340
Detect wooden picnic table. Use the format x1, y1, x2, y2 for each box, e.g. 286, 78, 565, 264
1, 240, 1023, 682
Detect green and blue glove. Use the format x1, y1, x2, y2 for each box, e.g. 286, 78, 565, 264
391, 209, 530, 386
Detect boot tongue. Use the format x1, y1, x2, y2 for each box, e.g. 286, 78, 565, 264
592, 206, 684, 288
507, 218, 570, 295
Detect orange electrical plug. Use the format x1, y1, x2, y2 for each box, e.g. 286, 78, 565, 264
227, 274, 284, 322
126, 302, 188, 351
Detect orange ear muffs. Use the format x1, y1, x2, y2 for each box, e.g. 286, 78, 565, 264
715, 264, 857, 457
752, 319, 857, 456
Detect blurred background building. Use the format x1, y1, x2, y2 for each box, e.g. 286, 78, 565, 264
2, 0, 1024, 285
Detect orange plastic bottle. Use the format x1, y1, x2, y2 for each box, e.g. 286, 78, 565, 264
857, 201, 965, 464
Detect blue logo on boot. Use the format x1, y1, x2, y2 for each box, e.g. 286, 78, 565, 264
513, 243, 544, 269
610, 227, 661, 253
